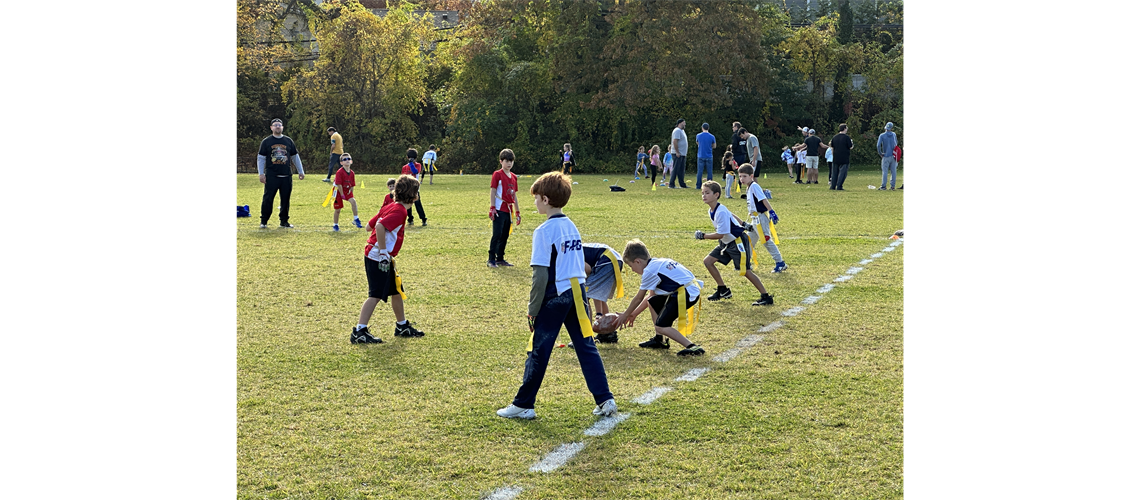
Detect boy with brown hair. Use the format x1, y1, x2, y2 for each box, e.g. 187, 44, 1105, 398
697, 180, 775, 306
614, 239, 706, 356
488, 148, 521, 268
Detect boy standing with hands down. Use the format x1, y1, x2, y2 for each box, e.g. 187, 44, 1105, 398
332, 153, 362, 232
351, 175, 426, 344
488, 149, 521, 268
697, 181, 775, 306
737, 164, 788, 273
497, 172, 617, 420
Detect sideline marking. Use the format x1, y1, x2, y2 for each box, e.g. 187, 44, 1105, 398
759, 321, 785, 333
483, 486, 523, 500
802, 295, 821, 305
529, 442, 586, 473
675, 368, 709, 382
713, 335, 765, 362
782, 306, 805, 316
816, 284, 835, 294
632, 387, 672, 405
882, 246, 896, 252
859, 259, 873, 265
846, 267, 863, 275
584, 413, 631, 437
870, 252, 883, 258
833, 275, 853, 282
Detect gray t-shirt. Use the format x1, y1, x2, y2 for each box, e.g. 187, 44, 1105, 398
746, 134, 761, 164
671, 127, 689, 156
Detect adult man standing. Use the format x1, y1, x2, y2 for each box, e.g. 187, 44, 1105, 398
669, 119, 689, 188
828, 124, 854, 190
694, 123, 716, 185
876, 122, 899, 190
803, 128, 823, 185
323, 126, 343, 182
746, 127, 762, 169
258, 118, 305, 228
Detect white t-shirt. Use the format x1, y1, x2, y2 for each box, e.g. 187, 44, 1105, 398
746, 183, 769, 215
530, 214, 587, 295
671, 127, 688, 156
709, 203, 742, 244
422, 150, 437, 165
796, 150, 807, 163
640, 258, 702, 298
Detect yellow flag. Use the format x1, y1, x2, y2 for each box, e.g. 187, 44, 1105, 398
394, 275, 408, 300
677, 282, 702, 336
569, 278, 594, 338
770, 220, 780, 245
603, 251, 624, 299
321, 186, 335, 207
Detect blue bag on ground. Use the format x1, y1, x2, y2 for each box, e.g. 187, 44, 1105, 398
238, 205, 251, 217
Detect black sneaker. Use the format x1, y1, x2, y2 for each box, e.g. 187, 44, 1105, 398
707, 288, 732, 301
677, 344, 705, 356
596, 332, 619, 344
752, 293, 775, 306
638, 336, 670, 349
350, 326, 384, 344
280, 222, 294, 228
422, 220, 428, 226
487, 260, 499, 268
496, 260, 515, 267
393, 322, 425, 338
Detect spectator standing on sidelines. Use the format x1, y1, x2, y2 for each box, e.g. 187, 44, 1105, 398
828, 124, 854, 190
694, 123, 717, 185
731, 122, 749, 177
323, 127, 343, 182
746, 126, 762, 172
877, 122, 899, 190
257, 118, 305, 228
803, 129, 823, 185
669, 119, 689, 188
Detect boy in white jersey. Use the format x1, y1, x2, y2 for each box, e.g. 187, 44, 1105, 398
421, 144, 438, 185
497, 172, 617, 420
737, 164, 788, 273
615, 239, 706, 356
583, 242, 624, 344
696, 180, 775, 306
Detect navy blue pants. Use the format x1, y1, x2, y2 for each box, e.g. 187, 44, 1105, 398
511, 286, 613, 409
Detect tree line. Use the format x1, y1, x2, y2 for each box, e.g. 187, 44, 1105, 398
238, 0, 902, 174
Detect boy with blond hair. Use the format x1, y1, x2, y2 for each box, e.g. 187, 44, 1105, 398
615, 239, 706, 356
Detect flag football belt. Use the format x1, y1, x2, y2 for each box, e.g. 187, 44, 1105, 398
675, 279, 702, 336
599, 250, 625, 299
750, 211, 780, 246
528, 278, 595, 351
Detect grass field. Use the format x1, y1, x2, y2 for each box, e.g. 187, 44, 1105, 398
237, 169, 903, 499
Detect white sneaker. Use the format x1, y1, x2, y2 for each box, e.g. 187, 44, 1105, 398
592, 398, 617, 417
496, 404, 536, 419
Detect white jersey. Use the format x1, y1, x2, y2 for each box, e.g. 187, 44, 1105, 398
640, 258, 702, 298
422, 150, 437, 166
746, 183, 769, 214
530, 214, 587, 295
796, 150, 807, 163
709, 203, 744, 244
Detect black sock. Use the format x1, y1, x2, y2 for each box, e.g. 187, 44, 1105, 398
718, 285, 729, 292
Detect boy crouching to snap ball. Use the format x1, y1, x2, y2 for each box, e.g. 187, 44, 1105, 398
496, 172, 617, 420
698, 180, 774, 306
615, 239, 706, 357
351, 174, 425, 344
583, 242, 624, 344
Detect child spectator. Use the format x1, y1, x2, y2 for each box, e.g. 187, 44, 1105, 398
496, 172, 617, 420
781, 146, 795, 180
737, 164, 788, 273
614, 239, 706, 356
634, 146, 649, 179
662, 151, 674, 183
825, 144, 834, 186
583, 242, 624, 344
488, 148, 521, 268
351, 174, 425, 344
721, 150, 737, 199
649, 145, 662, 186
561, 143, 575, 174
332, 153, 362, 232
697, 180, 775, 306
401, 149, 428, 226
794, 147, 807, 184
422, 145, 438, 185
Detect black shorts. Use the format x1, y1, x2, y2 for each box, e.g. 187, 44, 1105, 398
708, 233, 753, 271
364, 256, 402, 301
648, 293, 700, 328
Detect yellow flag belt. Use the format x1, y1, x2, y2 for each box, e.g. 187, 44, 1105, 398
676, 279, 703, 336
600, 250, 625, 299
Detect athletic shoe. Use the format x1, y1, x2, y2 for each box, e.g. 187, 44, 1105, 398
889, 186, 895, 190
496, 260, 514, 267
592, 398, 618, 417
813, 181, 819, 184
333, 224, 340, 232
878, 186, 886, 190
677, 344, 705, 356
794, 180, 803, 184
836, 188, 845, 191
394, 322, 425, 338
752, 293, 775, 306
496, 404, 536, 420
350, 326, 384, 344
596, 332, 619, 344
707, 288, 732, 301
322, 178, 331, 182
638, 336, 670, 349
259, 224, 267, 229
421, 220, 428, 226
772, 261, 788, 273
487, 260, 499, 268
280, 223, 294, 228
353, 218, 363, 228
725, 194, 733, 198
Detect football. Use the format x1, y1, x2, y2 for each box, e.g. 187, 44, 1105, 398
592, 313, 620, 334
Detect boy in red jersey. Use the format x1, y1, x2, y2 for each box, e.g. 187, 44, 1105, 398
382, 178, 396, 207
332, 153, 362, 232
351, 175, 426, 344
487, 148, 521, 268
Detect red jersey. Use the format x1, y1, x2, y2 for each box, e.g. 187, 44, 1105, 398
382, 193, 394, 207
334, 167, 355, 199
365, 202, 408, 258
400, 162, 422, 176
490, 169, 518, 213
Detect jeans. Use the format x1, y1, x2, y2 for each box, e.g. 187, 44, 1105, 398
669, 155, 687, 188
260, 175, 292, 225
326, 153, 340, 178
695, 157, 714, 185
831, 163, 849, 189
488, 210, 512, 261
880, 157, 898, 188
511, 286, 613, 409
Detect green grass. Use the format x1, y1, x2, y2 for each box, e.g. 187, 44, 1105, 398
237, 170, 903, 499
